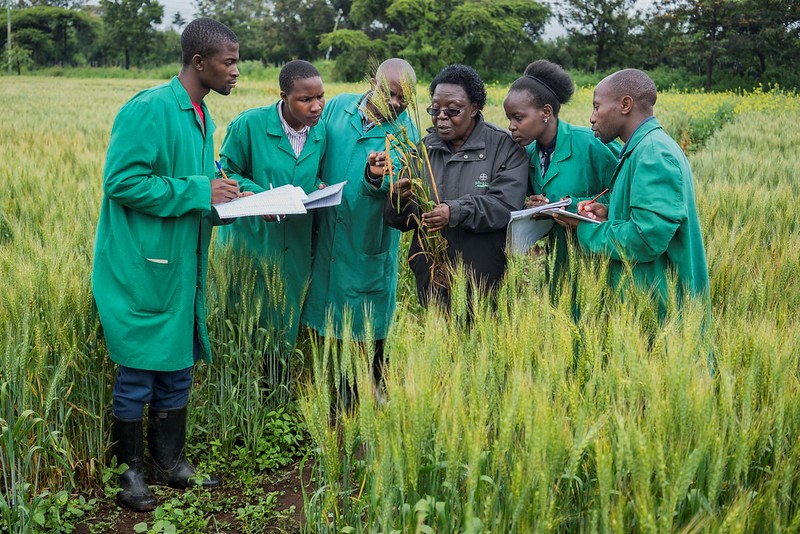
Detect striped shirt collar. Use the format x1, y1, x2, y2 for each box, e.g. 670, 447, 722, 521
278, 101, 310, 156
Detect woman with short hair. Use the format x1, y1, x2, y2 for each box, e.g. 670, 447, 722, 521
385, 64, 529, 308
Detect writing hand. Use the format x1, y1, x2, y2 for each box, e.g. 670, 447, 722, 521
577, 201, 608, 222
211, 178, 240, 204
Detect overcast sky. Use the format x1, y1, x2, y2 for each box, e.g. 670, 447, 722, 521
160, 0, 195, 28
159, 0, 656, 37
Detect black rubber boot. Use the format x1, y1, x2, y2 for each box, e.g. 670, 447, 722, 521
146, 406, 222, 489
112, 416, 157, 512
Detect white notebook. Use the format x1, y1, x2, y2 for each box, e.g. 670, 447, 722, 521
506, 198, 601, 255
213, 184, 308, 219
303, 181, 347, 210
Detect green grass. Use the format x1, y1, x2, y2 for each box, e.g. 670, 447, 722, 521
1, 75, 799, 532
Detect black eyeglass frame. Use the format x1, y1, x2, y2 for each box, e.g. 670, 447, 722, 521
426, 107, 464, 117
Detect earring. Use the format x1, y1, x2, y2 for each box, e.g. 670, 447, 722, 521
544, 117, 549, 123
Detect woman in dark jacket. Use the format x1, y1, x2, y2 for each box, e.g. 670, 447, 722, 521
385, 64, 528, 307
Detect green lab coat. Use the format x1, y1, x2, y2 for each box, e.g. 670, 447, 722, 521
92, 76, 218, 372
526, 119, 619, 275
216, 103, 325, 349
301, 92, 418, 341
577, 118, 710, 308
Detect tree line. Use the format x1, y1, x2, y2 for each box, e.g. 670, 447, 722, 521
2, 0, 799, 90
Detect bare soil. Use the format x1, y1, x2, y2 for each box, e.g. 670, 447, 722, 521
73, 459, 314, 533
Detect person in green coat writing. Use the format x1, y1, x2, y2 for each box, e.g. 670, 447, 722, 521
554, 69, 710, 314
503, 60, 619, 286
301, 58, 418, 400
91, 18, 241, 512
216, 60, 326, 380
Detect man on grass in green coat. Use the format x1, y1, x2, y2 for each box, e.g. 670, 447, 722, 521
216, 60, 326, 381
554, 69, 710, 315
92, 18, 241, 512
301, 58, 418, 402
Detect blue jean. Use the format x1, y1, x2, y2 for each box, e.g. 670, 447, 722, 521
112, 333, 200, 420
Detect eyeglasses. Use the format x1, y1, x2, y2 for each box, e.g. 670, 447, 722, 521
426, 107, 463, 117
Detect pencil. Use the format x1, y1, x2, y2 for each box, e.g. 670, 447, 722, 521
582, 188, 609, 210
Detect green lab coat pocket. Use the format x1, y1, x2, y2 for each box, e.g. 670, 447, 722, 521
351, 251, 389, 295
133, 256, 183, 313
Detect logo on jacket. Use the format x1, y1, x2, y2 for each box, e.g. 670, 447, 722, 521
474, 173, 489, 188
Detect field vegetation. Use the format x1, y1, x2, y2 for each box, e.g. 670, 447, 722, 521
1, 75, 799, 532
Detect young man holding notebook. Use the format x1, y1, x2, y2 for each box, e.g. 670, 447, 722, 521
92, 18, 240, 511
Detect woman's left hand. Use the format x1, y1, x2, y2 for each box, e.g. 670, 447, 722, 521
422, 203, 450, 232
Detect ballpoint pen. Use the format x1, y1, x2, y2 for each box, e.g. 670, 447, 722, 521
215, 160, 230, 181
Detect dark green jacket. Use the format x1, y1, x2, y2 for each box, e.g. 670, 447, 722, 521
216, 102, 326, 348
384, 115, 529, 305
301, 92, 418, 340
92, 76, 219, 371
577, 118, 710, 307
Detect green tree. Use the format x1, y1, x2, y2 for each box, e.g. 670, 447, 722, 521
383, 0, 446, 75
552, 0, 638, 71
2, 42, 33, 74
100, 0, 163, 69
674, 0, 735, 91
318, 28, 385, 80
20, 0, 89, 9
333, 0, 549, 78
627, 0, 688, 70
727, 0, 800, 87
1, 6, 100, 67
194, 0, 269, 60
261, 0, 337, 64
449, 0, 548, 74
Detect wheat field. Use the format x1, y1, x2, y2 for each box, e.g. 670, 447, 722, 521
1, 75, 799, 532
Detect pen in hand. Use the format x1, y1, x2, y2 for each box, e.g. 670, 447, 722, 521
215, 160, 230, 181
212, 160, 241, 203
580, 188, 609, 211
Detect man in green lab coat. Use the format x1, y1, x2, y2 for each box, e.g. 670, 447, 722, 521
91, 18, 240, 512
555, 69, 710, 314
301, 58, 418, 393
216, 60, 326, 369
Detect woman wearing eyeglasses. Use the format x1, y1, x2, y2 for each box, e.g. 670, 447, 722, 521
503, 60, 619, 286
385, 63, 528, 308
